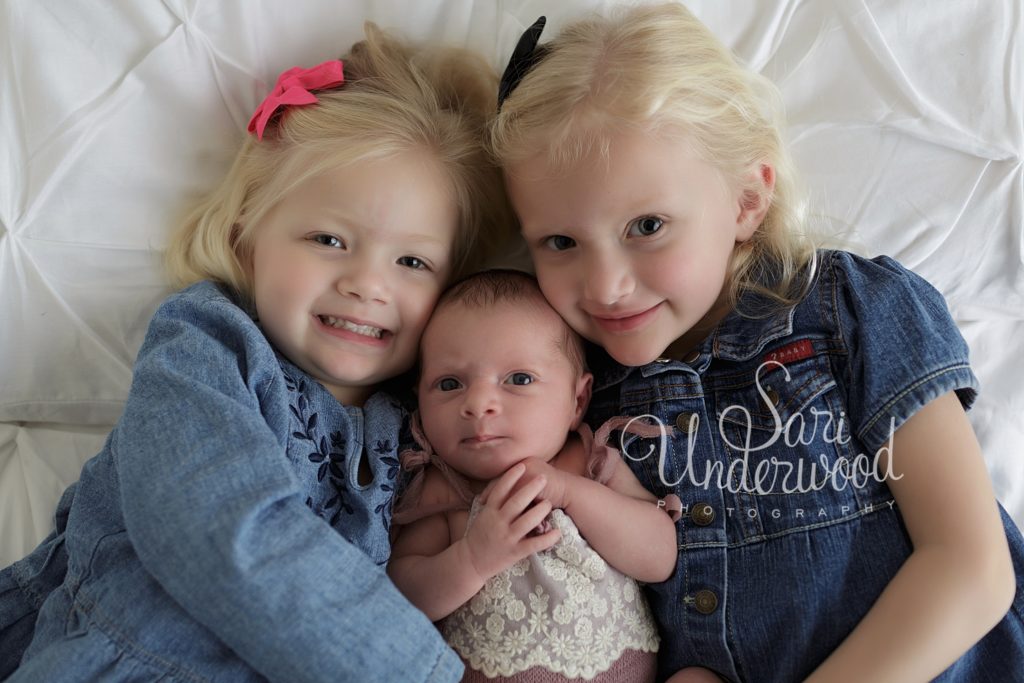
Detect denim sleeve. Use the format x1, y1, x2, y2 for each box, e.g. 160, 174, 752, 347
832, 251, 980, 454
115, 289, 462, 683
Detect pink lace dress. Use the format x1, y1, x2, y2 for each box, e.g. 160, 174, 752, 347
394, 418, 680, 682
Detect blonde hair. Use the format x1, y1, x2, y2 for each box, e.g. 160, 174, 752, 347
166, 23, 514, 307
491, 3, 815, 310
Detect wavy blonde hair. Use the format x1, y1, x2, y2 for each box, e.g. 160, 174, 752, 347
491, 3, 816, 310
166, 23, 514, 308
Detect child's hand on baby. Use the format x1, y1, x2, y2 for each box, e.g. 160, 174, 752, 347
463, 463, 561, 582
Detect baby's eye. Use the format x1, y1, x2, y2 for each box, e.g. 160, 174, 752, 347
398, 256, 429, 271
506, 372, 534, 386
311, 233, 345, 249
627, 216, 664, 237
543, 235, 576, 251
437, 377, 461, 392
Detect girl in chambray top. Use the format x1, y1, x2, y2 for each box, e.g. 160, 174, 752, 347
491, 5, 1024, 682
0, 23, 513, 682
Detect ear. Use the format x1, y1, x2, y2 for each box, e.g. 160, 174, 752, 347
570, 372, 594, 430
735, 163, 775, 242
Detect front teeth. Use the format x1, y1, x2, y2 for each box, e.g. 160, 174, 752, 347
321, 315, 383, 339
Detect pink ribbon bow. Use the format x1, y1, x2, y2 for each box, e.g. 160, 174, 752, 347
247, 60, 345, 140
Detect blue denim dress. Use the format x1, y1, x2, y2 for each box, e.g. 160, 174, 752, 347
584, 250, 1024, 682
0, 281, 462, 682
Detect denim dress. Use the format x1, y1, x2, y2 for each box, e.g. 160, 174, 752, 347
0, 281, 462, 682
584, 250, 1024, 682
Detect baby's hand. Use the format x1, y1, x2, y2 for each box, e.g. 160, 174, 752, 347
515, 457, 569, 509
463, 463, 561, 582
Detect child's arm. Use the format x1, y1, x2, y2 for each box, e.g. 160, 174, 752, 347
118, 292, 461, 683
388, 463, 560, 621
520, 441, 678, 583
804, 392, 1016, 682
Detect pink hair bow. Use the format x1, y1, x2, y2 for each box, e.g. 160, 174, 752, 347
247, 60, 345, 140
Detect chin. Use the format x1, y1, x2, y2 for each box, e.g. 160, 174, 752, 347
606, 344, 661, 368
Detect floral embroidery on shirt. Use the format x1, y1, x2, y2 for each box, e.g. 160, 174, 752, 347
372, 439, 398, 530
277, 354, 402, 556
285, 375, 354, 525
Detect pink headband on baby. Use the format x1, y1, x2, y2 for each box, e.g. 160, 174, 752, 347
247, 60, 345, 140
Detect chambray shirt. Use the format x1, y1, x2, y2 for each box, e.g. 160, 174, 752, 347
585, 250, 1024, 682
0, 281, 462, 682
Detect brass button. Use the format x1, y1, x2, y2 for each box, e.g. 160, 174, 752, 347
675, 412, 699, 433
766, 387, 780, 405
691, 503, 715, 526
694, 589, 718, 615
684, 349, 700, 364
654, 357, 671, 364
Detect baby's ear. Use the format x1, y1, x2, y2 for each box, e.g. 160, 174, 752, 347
735, 163, 775, 242
571, 372, 594, 429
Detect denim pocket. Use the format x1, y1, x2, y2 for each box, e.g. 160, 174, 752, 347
714, 352, 867, 539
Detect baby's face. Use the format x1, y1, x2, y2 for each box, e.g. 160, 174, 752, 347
418, 301, 591, 482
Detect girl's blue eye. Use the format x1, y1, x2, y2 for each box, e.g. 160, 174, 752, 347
507, 372, 534, 386
627, 216, 664, 237
438, 378, 461, 391
312, 234, 344, 249
544, 235, 576, 251
398, 256, 428, 270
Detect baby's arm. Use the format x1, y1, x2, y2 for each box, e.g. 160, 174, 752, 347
388, 463, 560, 621
521, 441, 678, 583
805, 392, 1016, 682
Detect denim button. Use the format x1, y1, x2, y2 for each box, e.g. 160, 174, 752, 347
654, 357, 671, 364
694, 589, 718, 614
675, 412, 699, 433
766, 387, 780, 405
691, 503, 715, 526
683, 349, 700, 364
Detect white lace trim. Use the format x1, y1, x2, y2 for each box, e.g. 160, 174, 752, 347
442, 508, 660, 678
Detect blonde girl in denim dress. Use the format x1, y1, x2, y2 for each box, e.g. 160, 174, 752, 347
0, 24, 513, 682
490, 5, 1024, 682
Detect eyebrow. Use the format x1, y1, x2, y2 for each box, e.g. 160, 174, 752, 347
396, 232, 450, 247
324, 215, 451, 252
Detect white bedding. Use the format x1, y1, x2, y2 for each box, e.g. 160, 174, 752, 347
1, 0, 1021, 567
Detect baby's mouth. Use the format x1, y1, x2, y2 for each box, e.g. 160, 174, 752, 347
463, 434, 506, 445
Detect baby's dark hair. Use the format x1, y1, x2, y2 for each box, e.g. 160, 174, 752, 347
434, 269, 587, 377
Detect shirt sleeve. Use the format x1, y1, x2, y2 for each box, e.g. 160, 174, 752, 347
115, 287, 462, 683
830, 251, 980, 455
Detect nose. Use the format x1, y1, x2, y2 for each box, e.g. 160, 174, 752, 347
336, 257, 388, 304
460, 382, 500, 419
582, 248, 634, 307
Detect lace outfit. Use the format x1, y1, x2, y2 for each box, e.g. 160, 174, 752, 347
394, 417, 681, 682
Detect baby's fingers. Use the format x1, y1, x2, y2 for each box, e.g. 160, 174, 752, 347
511, 498, 553, 539
501, 474, 548, 516
521, 526, 561, 556
479, 462, 525, 506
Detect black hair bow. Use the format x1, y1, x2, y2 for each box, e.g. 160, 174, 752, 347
497, 16, 549, 110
